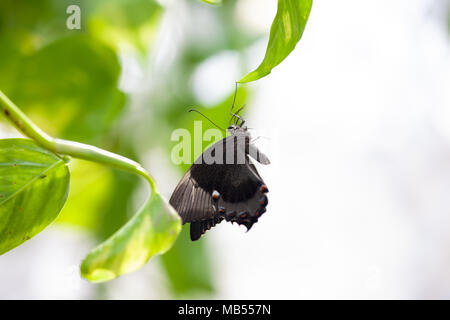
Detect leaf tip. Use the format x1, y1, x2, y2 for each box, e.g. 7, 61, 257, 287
81, 266, 117, 283
238, 70, 271, 84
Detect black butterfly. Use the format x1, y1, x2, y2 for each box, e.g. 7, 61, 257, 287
169, 95, 270, 241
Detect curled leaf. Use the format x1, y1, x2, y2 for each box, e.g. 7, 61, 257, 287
80, 192, 182, 282
239, 0, 313, 83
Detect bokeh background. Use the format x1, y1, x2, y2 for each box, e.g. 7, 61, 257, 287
1, 0, 450, 299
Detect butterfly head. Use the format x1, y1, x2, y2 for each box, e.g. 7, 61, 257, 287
227, 124, 248, 134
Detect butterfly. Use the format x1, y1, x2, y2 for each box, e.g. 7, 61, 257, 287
169, 90, 270, 241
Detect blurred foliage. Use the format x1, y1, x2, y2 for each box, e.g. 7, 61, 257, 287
0, 0, 262, 298
14, 35, 125, 142
161, 226, 214, 296
201, 0, 223, 5
55, 159, 113, 230
85, 0, 162, 55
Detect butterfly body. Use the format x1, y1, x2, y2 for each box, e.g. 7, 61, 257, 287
170, 124, 270, 241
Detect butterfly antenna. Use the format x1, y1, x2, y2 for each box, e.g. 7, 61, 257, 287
229, 82, 240, 125
234, 105, 246, 116
229, 83, 247, 126
252, 135, 271, 143
233, 104, 246, 126
189, 109, 226, 132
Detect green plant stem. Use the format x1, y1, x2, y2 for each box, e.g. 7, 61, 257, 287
0, 89, 157, 194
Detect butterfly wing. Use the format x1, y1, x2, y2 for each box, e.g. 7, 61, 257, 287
169, 136, 269, 241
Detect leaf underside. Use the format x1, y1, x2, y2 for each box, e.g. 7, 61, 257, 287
239, 0, 313, 83
80, 192, 182, 282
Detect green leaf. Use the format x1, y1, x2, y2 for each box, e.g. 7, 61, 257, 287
80, 192, 182, 282
6, 34, 125, 143
239, 0, 313, 83
0, 138, 70, 255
